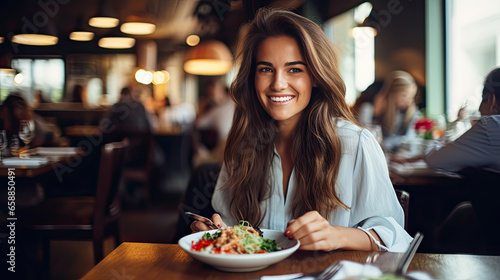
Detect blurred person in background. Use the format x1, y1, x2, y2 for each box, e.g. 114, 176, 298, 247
103, 86, 157, 205
1, 93, 64, 150
424, 67, 500, 172
104, 86, 153, 168
357, 70, 420, 153
192, 79, 235, 166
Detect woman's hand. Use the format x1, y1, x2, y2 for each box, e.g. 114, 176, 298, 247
285, 211, 340, 251
190, 213, 226, 233
286, 211, 384, 251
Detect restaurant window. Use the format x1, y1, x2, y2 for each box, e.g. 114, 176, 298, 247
323, 2, 375, 106
9, 58, 65, 104
66, 54, 135, 108
446, 0, 500, 120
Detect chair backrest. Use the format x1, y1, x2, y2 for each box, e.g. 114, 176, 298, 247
174, 162, 221, 242
395, 189, 410, 230
93, 138, 129, 226
104, 128, 153, 169
459, 166, 500, 252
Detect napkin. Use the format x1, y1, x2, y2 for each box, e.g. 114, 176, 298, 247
1, 157, 49, 166
260, 260, 434, 280
33, 147, 78, 156
261, 261, 382, 280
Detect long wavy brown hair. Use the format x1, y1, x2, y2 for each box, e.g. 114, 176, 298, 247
223, 8, 357, 227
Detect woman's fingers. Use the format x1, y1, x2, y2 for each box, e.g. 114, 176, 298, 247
190, 220, 211, 233
190, 213, 226, 233
211, 213, 226, 228
285, 211, 338, 251
286, 211, 322, 234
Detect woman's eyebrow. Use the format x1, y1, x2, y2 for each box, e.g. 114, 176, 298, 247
285, 61, 306, 66
256, 61, 272, 66
256, 61, 306, 67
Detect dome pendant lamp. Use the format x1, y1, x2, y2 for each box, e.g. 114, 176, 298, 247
184, 40, 232, 76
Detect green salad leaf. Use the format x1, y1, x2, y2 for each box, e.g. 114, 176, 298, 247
202, 231, 221, 241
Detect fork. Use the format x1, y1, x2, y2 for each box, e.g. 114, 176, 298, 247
316, 262, 343, 280
283, 262, 344, 280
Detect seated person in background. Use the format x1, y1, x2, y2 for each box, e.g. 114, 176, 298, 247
1, 93, 64, 150
357, 71, 420, 153
193, 79, 235, 166
161, 97, 196, 129
103, 86, 152, 167
424, 67, 500, 172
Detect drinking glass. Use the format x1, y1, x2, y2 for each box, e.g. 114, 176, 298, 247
0, 130, 6, 162
10, 135, 20, 157
19, 120, 35, 158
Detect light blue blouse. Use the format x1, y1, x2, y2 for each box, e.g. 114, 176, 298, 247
212, 119, 413, 252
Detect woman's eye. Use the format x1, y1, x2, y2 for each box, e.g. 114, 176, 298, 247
258, 67, 273, 73
289, 68, 302, 73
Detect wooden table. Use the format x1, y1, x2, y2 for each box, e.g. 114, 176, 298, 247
81, 243, 500, 280
388, 160, 463, 187
64, 125, 103, 137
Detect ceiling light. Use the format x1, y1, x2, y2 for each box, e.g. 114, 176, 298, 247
89, 17, 119, 28
153, 71, 170, 85
184, 40, 233, 76
121, 22, 156, 35
98, 37, 135, 49
11, 18, 58, 46
135, 69, 153, 85
70, 31, 95, 41
12, 34, 58, 46
69, 17, 95, 41
120, 15, 156, 35
98, 27, 135, 49
89, 0, 119, 28
186, 35, 200, 46
14, 73, 24, 85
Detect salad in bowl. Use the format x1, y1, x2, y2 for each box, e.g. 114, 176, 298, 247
179, 221, 299, 272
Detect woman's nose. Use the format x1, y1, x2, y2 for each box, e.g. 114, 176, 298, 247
271, 72, 288, 91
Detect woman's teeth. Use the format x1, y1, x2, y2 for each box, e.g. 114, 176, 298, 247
269, 96, 293, 102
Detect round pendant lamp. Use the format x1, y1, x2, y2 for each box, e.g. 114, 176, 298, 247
120, 15, 156, 35
184, 40, 232, 76
11, 21, 58, 46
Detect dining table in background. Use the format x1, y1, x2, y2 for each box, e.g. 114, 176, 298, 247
0, 147, 99, 200
81, 243, 500, 280
0, 148, 82, 178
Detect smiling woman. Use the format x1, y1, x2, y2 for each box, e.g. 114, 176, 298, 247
190, 7, 413, 253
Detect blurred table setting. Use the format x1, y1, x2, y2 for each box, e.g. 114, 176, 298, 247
0, 146, 82, 177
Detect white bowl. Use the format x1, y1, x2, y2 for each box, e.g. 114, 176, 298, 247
178, 229, 300, 272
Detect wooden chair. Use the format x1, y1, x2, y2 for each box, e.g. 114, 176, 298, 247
174, 162, 220, 242
105, 130, 154, 206
20, 139, 128, 275
437, 166, 500, 255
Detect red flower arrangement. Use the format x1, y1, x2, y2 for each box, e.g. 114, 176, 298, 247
414, 117, 435, 139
